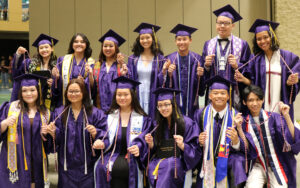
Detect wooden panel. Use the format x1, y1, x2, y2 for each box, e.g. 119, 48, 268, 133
128, 0, 155, 55
49, 0, 75, 57
240, 0, 270, 50
101, 0, 129, 55
156, 0, 183, 55
75, 0, 101, 60
29, 0, 50, 54
211, 0, 240, 37
183, 0, 211, 54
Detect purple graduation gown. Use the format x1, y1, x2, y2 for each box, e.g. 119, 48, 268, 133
147, 116, 201, 188
92, 61, 128, 112
164, 51, 204, 118
50, 106, 107, 188
127, 54, 165, 119
52, 56, 93, 108
193, 106, 239, 188
245, 49, 300, 120
0, 102, 51, 188
94, 112, 153, 188
202, 37, 251, 109
236, 112, 300, 188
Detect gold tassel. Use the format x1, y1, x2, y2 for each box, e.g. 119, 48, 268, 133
39, 80, 43, 105
269, 24, 279, 46
51, 39, 55, 56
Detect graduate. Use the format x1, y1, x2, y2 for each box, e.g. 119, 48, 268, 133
11, 34, 58, 110
127, 22, 165, 118
48, 78, 107, 188
236, 19, 300, 120
92, 29, 129, 112
194, 75, 241, 188
52, 33, 95, 108
163, 24, 204, 118
0, 74, 51, 188
202, 4, 251, 110
234, 85, 300, 188
93, 76, 153, 188
145, 88, 200, 188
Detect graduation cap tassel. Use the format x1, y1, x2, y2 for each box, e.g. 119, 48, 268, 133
152, 27, 160, 72
269, 24, 279, 47
229, 85, 232, 109
280, 113, 291, 152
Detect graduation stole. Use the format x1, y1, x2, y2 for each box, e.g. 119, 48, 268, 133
7, 100, 21, 183
207, 34, 242, 63
246, 110, 288, 186
200, 104, 234, 188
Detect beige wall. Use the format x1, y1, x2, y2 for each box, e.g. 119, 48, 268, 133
274, 0, 300, 121
0, 0, 29, 32
29, 0, 270, 57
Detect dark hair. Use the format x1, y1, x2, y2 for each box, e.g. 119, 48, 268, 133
131, 33, 163, 56
242, 85, 264, 102
62, 78, 93, 125
154, 99, 185, 147
98, 42, 120, 63
106, 88, 147, 116
33, 45, 57, 70
18, 85, 47, 114
68, 33, 92, 58
252, 30, 280, 55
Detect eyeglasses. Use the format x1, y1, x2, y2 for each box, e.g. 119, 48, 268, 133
216, 21, 232, 26
157, 103, 172, 110
67, 90, 81, 95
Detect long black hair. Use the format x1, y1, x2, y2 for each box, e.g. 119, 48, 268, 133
68, 33, 92, 58
62, 78, 93, 125
154, 99, 185, 147
18, 85, 47, 114
131, 33, 163, 56
252, 30, 280, 55
106, 88, 147, 116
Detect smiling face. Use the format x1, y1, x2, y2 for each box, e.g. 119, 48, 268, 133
209, 89, 229, 110
72, 35, 87, 54
67, 83, 83, 104
256, 30, 271, 53
21, 86, 38, 105
116, 88, 132, 109
216, 16, 234, 38
139, 33, 153, 49
102, 40, 116, 58
38, 43, 53, 58
243, 92, 264, 117
175, 36, 191, 53
157, 99, 173, 118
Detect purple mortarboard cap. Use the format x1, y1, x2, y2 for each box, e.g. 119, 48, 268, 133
99, 29, 126, 47
213, 4, 242, 23
153, 87, 181, 101
249, 19, 279, 34
15, 74, 47, 87
112, 76, 141, 89
32, 33, 58, 48
170, 24, 198, 37
134, 22, 161, 34
205, 75, 235, 91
